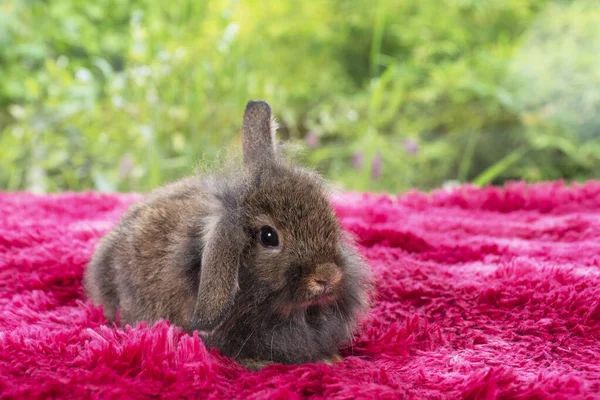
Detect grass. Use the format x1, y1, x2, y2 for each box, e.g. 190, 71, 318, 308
1, 0, 600, 194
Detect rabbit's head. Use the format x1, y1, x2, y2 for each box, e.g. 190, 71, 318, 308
191, 101, 371, 333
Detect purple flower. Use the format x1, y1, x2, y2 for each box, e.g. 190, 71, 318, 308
403, 139, 419, 154
371, 153, 382, 180
352, 151, 364, 170
305, 132, 319, 148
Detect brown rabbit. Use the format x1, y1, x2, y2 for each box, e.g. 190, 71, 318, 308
84, 100, 373, 369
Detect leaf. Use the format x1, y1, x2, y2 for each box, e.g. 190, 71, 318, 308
473, 147, 529, 187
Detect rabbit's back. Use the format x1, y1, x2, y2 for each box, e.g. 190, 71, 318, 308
84, 176, 211, 329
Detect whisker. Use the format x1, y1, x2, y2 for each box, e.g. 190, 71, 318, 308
335, 298, 354, 355
270, 329, 275, 361
235, 327, 256, 359
334, 299, 344, 322
347, 324, 354, 356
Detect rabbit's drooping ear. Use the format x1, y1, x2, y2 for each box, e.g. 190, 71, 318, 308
190, 215, 242, 332
242, 100, 276, 167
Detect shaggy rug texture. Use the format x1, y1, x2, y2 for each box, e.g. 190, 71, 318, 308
1, 181, 600, 399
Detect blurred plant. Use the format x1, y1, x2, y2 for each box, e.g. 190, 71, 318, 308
305, 132, 319, 149
371, 153, 382, 181
403, 139, 419, 155
1, 0, 599, 194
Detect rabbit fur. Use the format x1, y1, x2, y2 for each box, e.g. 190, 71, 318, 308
84, 100, 373, 369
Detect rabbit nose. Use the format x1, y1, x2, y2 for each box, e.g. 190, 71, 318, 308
313, 279, 329, 292
307, 263, 342, 295
307, 278, 333, 296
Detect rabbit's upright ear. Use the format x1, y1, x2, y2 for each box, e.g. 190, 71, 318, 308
190, 214, 242, 332
242, 100, 276, 167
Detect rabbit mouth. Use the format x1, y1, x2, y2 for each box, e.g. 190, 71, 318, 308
299, 293, 336, 309
275, 293, 337, 317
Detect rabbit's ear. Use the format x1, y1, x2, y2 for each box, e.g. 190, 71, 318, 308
242, 100, 276, 167
190, 214, 242, 332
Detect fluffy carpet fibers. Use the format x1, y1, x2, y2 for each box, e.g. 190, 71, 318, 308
1, 181, 600, 399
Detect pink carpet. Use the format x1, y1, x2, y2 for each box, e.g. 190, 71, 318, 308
1, 181, 600, 399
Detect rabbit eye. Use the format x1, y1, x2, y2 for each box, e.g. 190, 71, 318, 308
259, 226, 279, 247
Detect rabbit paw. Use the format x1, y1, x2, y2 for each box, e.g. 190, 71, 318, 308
239, 358, 273, 371
321, 354, 343, 365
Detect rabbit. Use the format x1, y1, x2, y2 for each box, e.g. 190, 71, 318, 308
83, 100, 373, 369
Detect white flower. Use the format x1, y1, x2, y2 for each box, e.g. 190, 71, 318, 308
76, 68, 93, 83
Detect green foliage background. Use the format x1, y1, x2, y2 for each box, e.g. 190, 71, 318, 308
1, 0, 599, 193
